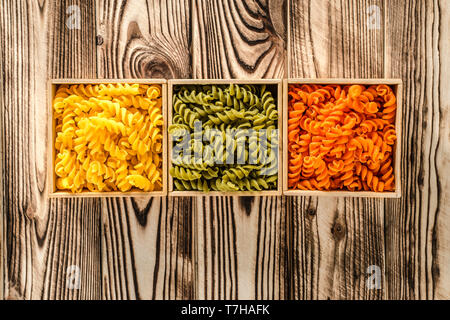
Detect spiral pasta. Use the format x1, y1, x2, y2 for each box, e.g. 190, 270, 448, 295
53, 83, 163, 193
287, 83, 397, 192
170, 84, 279, 192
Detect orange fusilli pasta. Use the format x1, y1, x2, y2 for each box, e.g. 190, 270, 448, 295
287, 84, 397, 192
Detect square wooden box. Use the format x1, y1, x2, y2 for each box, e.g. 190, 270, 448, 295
48, 79, 168, 197
168, 79, 283, 196
282, 79, 403, 198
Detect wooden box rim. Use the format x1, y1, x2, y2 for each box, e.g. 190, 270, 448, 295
282, 78, 403, 198
168, 79, 283, 197
48, 78, 168, 198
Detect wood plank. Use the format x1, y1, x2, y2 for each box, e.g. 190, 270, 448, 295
96, 0, 195, 299
195, 197, 289, 299
46, 0, 101, 300
288, 0, 386, 299
97, 0, 192, 79
192, 0, 286, 79
0, 0, 101, 299
0, 22, 4, 297
0, 51, 3, 299
191, 0, 289, 299
433, 0, 450, 299
384, 0, 450, 299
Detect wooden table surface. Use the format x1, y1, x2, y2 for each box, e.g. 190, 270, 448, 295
1, 0, 449, 300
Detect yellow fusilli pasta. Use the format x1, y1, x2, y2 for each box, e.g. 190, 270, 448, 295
53, 83, 163, 193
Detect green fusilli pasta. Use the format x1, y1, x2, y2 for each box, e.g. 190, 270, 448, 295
170, 83, 279, 192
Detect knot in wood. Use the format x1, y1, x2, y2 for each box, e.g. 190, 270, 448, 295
332, 222, 346, 240
96, 35, 104, 46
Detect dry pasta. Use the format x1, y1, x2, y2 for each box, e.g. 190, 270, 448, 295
53, 83, 163, 192
287, 84, 397, 192
169, 84, 279, 192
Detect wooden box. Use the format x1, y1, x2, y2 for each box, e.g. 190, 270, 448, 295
48, 79, 168, 197
282, 79, 403, 198
168, 79, 283, 196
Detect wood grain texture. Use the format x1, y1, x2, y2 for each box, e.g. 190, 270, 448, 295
101, 198, 194, 299
191, 0, 288, 299
384, 0, 450, 299
289, 0, 386, 300
0, 60, 3, 299
195, 197, 290, 299
2, 0, 450, 301
97, 0, 191, 79
434, 0, 450, 300
0, 0, 101, 299
0, 22, 4, 297
192, 0, 286, 79
96, 0, 195, 299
